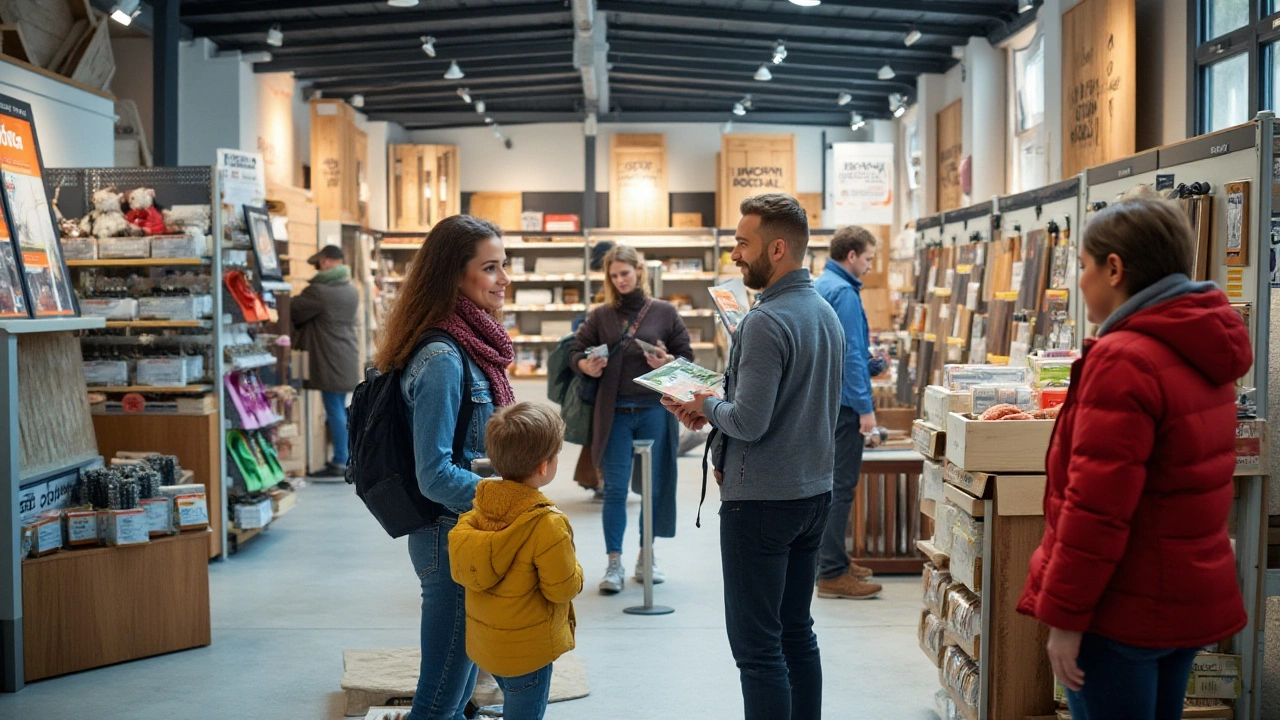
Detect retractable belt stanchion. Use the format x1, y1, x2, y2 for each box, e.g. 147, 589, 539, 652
624, 440, 674, 616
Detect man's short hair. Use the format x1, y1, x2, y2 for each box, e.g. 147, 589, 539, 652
485, 402, 565, 481
740, 194, 809, 261
830, 225, 877, 262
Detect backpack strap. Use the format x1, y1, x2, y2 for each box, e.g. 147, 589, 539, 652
417, 330, 476, 470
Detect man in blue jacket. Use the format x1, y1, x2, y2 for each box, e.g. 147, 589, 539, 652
813, 225, 884, 600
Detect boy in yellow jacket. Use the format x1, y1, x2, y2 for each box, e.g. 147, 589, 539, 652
449, 402, 584, 720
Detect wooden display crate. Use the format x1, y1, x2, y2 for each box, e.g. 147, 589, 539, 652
945, 412, 1055, 473
912, 419, 946, 460
923, 384, 973, 428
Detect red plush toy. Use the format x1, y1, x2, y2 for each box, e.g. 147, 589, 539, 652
125, 187, 165, 236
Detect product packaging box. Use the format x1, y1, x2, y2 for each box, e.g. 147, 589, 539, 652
135, 358, 190, 387
160, 484, 209, 531
535, 256, 583, 275
1234, 419, 1269, 476
513, 288, 554, 305
912, 420, 946, 460
945, 412, 1055, 473
542, 213, 580, 232
61, 238, 97, 260
520, 211, 544, 231
24, 515, 62, 557
63, 506, 100, 547
137, 295, 211, 321
140, 497, 174, 537
84, 360, 130, 386
80, 298, 139, 320
923, 385, 973, 428
1186, 653, 1241, 700
99, 509, 150, 547
267, 488, 296, 516
234, 498, 273, 529
150, 235, 209, 258
921, 459, 946, 504
98, 237, 151, 259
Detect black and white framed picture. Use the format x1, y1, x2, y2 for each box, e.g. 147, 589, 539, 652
244, 205, 283, 282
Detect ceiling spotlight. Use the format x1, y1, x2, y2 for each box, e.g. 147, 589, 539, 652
111, 0, 141, 26
721, 120, 734, 133
741, 94, 754, 110
266, 23, 284, 48
837, 91, 852, 106
732, 102, 747, 117
484, 116, 494, 124
789, 0, 821, 5
889, 93, 908, 118
771, 41, 787, 65
850, 112, 865, 131
444, 60, 465, 80
420, 36, 436, 57
475, 100, 486, 114
894, 104, 907, 118
878, 63, 896, 80
350, 94, 364, 108
754, 64, 773, 81
456, 87, 472, 104
387, 0, 420, 6
904, 28, 923, 47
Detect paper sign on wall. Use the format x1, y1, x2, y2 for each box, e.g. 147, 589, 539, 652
831, 142, 894, 226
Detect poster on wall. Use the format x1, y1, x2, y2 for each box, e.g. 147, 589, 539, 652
719, 134, 796, 226
217, 149, 267, 235
831, 142, 894, 226
0, 94, 77, 317
936, 100, 964, 212
1062, 0, 1136, 177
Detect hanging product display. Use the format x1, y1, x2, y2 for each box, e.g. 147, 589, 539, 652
244, 205, 283, 282
0, 93, 78, 317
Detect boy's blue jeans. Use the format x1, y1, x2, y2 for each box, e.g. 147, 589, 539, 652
1065, 632, 1199, 720
494, 664, 554, 720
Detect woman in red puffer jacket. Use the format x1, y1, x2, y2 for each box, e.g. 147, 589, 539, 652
1017, 197, 1252, 720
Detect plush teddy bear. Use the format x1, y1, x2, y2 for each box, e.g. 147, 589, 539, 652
78, 188, 137, 239
125, 187, 165, 236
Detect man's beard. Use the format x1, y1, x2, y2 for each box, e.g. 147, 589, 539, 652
739, 254, 774, 290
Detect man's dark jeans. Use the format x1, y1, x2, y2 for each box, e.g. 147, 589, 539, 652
819, 406, 864, 580
720, 492, 831, 720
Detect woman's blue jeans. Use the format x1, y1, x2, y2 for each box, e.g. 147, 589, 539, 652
1065, 632, 1200, 720
406, 518, 478, 720
494, 664, 554, 720
601, 402, 671, 555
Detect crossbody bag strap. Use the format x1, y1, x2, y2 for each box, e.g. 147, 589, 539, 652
616, 299, 655, 354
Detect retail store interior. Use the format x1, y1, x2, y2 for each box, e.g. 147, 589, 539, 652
0, 1, 1277, 719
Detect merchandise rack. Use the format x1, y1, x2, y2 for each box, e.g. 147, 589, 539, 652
503, 232, 589, 377
47, 165, 229, 560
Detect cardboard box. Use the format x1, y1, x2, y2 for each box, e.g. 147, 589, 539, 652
24, 515, 62, 557
234, 498, 273, 529
912, 420, 946, 460
149, 235, 208, 258
1186, 653, 1241, 700
542, 213, 580, 232
62, 238, 97, 260
1234, 419, 1268, 476
63, 507, 99, 547
945, 412, 1055, 473
140, 497, 174, 537
98, 237, 150, 259
268, 488, 296, 516
84, 360, 130, 386
137, 295, 211, 321
921, 459, 945, 503
160, 484, 209, 531
80, 297, 139, 320
99, 509, 150, 547
135, 358, 190, 387
924, 385, 973, 428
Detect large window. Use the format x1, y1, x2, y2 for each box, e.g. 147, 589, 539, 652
1193, 1, 1280, 134
1007, 30, 1046, 194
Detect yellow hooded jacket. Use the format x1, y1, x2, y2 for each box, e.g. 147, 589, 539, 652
448, 478, 584, 678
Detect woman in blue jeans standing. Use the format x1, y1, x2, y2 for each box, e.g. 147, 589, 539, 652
373, 215, 516, 720
569, 245, 691, 594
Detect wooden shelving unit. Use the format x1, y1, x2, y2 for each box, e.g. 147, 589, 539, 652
67, 257, 210, 267
103, 320, 208, 329
89, 384, 212, 394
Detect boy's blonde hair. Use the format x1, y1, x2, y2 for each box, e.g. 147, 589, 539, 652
485, 402, 565, 481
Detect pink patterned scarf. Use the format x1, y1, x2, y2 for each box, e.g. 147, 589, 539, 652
437, 295, 516, 406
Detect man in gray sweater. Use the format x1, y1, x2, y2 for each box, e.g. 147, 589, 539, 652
666, 194, 843, 720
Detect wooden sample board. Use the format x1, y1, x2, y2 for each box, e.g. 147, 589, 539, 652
937, 100, 963, 212
797, 192, 823, 229
22, 531, 212, 682
92, 412, 223, 559
718, 134, 796, 227
311, 99, 360, 223
468, 192, 522, 230
1061, 0, 1136, 177
609, 134, 669, 229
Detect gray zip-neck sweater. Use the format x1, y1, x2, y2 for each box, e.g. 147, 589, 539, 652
703, 269, 845, 501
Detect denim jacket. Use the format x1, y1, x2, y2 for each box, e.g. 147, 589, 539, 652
400, 339, 495, 516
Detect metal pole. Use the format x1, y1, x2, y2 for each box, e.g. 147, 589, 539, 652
624, 439, 672, 616
0, 331, 21, 691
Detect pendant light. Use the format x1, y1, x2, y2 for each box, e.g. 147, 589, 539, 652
754, 64, 773, 82
877, 63, 896, 80
443, 61, 465, 80
420, 36, 436, 57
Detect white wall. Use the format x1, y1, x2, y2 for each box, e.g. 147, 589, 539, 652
357, 117, 409, 230
110, 37, 153, 150
967, 38, 1008, 203
0, 61, 114, 167
410, 123, 587, 192
177, 38, 243, 166
916, 63, 964, 214
1136, 0, 1188, 149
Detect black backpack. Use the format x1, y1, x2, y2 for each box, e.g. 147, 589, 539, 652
345, 330, 474, 538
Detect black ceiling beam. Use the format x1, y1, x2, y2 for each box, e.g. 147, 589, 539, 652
254, 41, 571, 73
609, 61, 912, 93
303, 58, 576, 89
608, 26, 956, 58
183, 0, 412, 19
596, 1, 981, 42
373, 111, 865, 129
373, 111, 584, 127
360, 74, 584, 102
188, 2, 569, 39
608, 91, 882, 114
609, 73, 910, 99
608, 82, 876, 111
370, 83, 586, 109
229, 25, 573, 55
609, 40, 947, 75
777, 0, 1013, 18
365, 94, 585, 112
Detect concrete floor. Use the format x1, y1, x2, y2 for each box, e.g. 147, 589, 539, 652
0, 382, 940, 720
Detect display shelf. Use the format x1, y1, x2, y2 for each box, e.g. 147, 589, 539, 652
509, 335, 562, 344
505, 304, 588, 312
510, 274, 587, 282
104, 320, 209, 329
680, 309, 716, 317
90, 384, 214, 394
379, 243, 422, 251
690, 342, 716, 350
506, 240, 588, 249
0, 318, 105, 334
66, 257, 210, 267
917, 539, 949, 567
227, 355, 277, 371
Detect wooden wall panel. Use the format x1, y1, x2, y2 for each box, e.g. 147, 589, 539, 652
355, 128, 369, 227
609, 133, 669, 229
1062, 0, 1136, 177
468, 192, 523, 231
937, 100, 963, 212
718, 134, 796, 227
310, 99, 359, 223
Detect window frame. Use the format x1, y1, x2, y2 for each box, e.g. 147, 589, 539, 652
1191, 1, 1280, 135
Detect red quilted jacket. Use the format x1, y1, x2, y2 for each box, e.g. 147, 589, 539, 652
1017, 289, 1252, 647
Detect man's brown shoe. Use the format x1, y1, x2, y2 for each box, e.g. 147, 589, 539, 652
848, 559, 875, 579
816, 572, 883, 600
